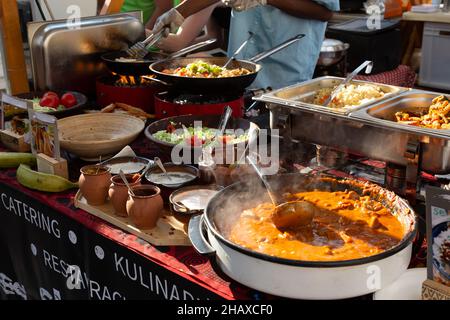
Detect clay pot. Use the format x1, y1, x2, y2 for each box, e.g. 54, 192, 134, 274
79, 165, 111, 206
108, 174, 141, 217
126, 185, 163, 229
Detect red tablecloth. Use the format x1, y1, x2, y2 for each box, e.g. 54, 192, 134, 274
0, 134, 427, 300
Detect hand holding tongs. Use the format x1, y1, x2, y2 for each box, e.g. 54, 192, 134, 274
323, 60, 374, 107
126, 28, 169, 59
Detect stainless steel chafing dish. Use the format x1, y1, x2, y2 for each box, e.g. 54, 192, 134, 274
264, 76, 408, 115
256, 81, 450, 199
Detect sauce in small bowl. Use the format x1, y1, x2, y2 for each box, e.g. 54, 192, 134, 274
145, 163, 199, 201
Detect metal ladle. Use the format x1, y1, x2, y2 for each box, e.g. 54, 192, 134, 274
247, 156, 315, 228
323, 60, 374, 107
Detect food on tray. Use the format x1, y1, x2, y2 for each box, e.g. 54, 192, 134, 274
313, 84, 385, 109
83, 166, 109, 175
230, 189, 404, 261
147, 171, 197, 186
30, 91, 78, 112
101, 103, 154, 121
106, 162, 147, 175
162, 60, 251, 78
395, 95, 450, 129
153, 123, 248, 146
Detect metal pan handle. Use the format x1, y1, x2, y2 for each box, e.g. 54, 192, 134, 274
168, 39, 217, 59
188, 214, 216, 256
249, 34, 305, 63
142, 76, 170, 86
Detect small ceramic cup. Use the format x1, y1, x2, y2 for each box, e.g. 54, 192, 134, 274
126, 185, 163, 229
108, 174, 141, 217
79, 165, 111, 206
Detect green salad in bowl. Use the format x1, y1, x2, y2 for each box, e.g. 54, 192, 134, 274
153, 122, 248, 147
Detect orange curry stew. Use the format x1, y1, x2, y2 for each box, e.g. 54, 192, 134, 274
229, 190, 405, 262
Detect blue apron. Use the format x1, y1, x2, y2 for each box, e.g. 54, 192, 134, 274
227, 1, 340, 89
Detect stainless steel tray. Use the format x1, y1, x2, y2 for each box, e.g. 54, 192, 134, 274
266, 88, 450, 174
352, 90, 450, 140
256, 76, 408, 115
27, 12, 144, 97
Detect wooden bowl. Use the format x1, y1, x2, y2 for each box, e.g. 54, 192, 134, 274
58, 113, 145, 160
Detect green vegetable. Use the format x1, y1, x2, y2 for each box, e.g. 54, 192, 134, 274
29, 98, 66, 113
153, 126, 248, 146
0, 152, 36, 168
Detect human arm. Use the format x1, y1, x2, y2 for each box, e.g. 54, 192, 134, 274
145, 0, 173, 29
266, 0, 334, 21
153, 0, 220, 33
157, 3, 221, 52
176, 0, 221, 18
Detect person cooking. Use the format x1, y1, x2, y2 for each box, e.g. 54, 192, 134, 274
152, 0, 339, 89
156, 2, 225, 53
120, 0, 178, 29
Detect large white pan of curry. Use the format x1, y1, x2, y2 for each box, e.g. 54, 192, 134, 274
190, 174, 417, 299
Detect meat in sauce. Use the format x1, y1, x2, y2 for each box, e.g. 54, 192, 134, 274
229, 190, 404, 262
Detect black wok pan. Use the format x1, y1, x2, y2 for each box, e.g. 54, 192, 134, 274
149, 34, 305, 93
101, 51, 168, 77
101, 39, 217, 77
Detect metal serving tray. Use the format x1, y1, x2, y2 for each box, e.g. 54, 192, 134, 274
265, 89, 450, 174
27, 12, 144, 97
257, 76, 408, 115
352, 90, 450, 139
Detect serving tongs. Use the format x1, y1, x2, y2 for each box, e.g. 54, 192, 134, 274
126, 28, 169, 59
323, 60, 373, 107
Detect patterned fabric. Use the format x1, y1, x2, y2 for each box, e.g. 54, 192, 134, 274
354, 65, 417, 88
0, 135, 426, 299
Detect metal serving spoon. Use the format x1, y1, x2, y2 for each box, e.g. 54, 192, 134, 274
223, 32, 254, 68
119, 169, 135, 197
215, 105, 233, 141
247, 156, 315, 228
137, 160, 154, 180
154, 157, 172, 181
323, 60, 374, 107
